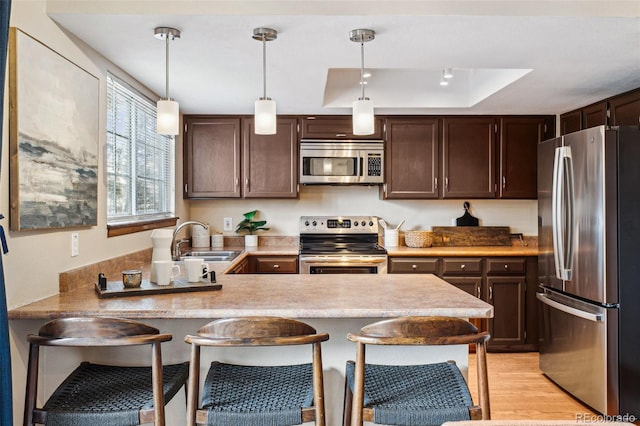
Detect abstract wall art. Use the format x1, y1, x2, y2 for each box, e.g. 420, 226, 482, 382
8, 27, 99, 231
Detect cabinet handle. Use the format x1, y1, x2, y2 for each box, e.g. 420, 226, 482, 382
489, 285, 493, 300
273, 264, 280, 269
434, 177, 438, 190
411, 264, 418, 270
502, 176, 506, 188
184, 183, 188, 193
460, 264, 466, 270
504, 264, 509, 270
336, 133, 347, 138
477, 286, 481, 299
235, 178, 239, 190
245, 178, 249, 190
445, 177, 449, 190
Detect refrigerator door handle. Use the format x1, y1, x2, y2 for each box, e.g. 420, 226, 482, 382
536, 293, 603, 322
552, 146, 574, 281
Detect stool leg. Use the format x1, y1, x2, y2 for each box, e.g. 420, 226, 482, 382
151, 342, 166, 426
312, 342, 326, 426
186, 344, 200, 426
23, 343, 39, 426
342, 362, 353, 426
351, 344, 366, 426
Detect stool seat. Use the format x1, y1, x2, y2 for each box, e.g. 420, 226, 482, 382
345, 361, 473, 426
42, 361, 189, 425
201, 362, 314, 425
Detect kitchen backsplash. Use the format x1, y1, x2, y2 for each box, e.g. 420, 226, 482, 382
190, 185, 538, 237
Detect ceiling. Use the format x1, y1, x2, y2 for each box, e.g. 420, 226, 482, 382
48, 1, 640, 116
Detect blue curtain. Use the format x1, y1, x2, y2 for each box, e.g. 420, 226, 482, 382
0, 1, 13, 425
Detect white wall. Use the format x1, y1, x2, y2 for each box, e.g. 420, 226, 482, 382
191, 185, 539, 236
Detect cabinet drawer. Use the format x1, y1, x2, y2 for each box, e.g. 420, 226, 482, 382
441, 258, 483, 275
388, 258, 439, 274
486, 258, 526, 275
254, 256, 299, 274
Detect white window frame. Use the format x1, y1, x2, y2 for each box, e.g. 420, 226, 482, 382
106, 73, 175, 227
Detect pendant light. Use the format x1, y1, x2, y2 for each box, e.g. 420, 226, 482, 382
154, 27, 181, 135
253, 27, 278, 135
350, 29, 375, 136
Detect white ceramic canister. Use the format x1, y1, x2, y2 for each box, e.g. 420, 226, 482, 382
211, 233, 224, 248
192, 224, 210, 248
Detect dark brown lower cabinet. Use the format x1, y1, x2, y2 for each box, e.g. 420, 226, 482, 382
388, 255, 538, 352
231, 255, 299, 274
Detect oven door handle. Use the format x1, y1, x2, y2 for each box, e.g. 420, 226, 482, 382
300, 257, 387, 265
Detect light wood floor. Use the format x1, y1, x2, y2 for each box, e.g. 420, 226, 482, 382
467, 352, 598, 421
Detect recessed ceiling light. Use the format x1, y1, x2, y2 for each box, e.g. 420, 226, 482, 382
443, 67, 453, 79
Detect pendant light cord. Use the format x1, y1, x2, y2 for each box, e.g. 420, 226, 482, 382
262, 37, 267, 100
360, 41, 366, 100
165, 34, 170, 100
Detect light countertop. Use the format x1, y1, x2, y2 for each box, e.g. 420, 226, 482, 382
8, 272, 493, 321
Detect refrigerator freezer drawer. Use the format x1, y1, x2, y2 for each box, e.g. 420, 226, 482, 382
538, 291, 615, 415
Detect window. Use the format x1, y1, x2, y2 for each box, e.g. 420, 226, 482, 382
106, 74, 175, 230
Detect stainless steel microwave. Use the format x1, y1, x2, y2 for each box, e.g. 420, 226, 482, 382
299, 140, 384, 184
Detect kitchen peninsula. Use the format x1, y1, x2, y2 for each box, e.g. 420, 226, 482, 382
9, 256, 493, 426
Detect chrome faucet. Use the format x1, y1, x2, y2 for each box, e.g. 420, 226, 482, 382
171, 220, 209, 260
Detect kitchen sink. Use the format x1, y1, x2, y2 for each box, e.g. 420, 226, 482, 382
179, 250, 242, 262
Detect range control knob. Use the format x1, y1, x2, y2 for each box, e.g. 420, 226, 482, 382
361, 221, 366, 226
354, 221, 359, 226
304, 221, 309, 226
369, 221, 374, 226
312, 221, 317, 226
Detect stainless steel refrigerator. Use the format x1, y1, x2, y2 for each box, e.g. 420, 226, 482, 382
537, 125, 640, 417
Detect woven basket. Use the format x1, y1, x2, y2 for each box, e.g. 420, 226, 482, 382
404, 231, 433, 248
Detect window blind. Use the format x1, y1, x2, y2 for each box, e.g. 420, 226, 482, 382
106, 74, 175, 224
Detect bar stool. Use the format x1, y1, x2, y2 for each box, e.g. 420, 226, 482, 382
343, 316, 491, 426
23, 317, 189, 426
184, 316, 329, 426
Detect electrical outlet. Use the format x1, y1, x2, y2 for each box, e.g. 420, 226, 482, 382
223, 217, 233, 231
71, 233, 79, 257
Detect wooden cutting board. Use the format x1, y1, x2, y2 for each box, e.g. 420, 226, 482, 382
431, 226, 512, 246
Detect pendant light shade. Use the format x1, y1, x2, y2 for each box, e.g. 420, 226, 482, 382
154, 26, 181, 136
254, 98, 277, 135
352, 98, 375, 135
157, 99, 180, 135
253, 27, 278, 135
350, 29, 376, 136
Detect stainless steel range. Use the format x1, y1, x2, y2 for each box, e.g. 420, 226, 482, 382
299, 216, 387, 274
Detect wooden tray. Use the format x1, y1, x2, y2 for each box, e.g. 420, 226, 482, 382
431, 226, 512, 246
95, 278, 222, 298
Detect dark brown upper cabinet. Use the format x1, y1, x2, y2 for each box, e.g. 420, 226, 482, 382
610, 88, 640, 126
242, 118, 298, 198
499, 117, 548, 199
442, 117, 497, 199
560, 110, 582, 135
183, 115, 298, 199
184, 116, 241, 198
300, 115, 384, 140
383, 117, 440, 199
582, 102, 608, 129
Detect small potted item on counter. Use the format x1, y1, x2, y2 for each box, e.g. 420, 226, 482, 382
235, 210, 269, 247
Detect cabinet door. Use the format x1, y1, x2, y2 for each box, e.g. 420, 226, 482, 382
442, 117, 497, 198
582, 102, 608, 129
242, 118, 298, 198
487, 276, 526, 346
443, 276, 484, 333
383, 118, 440, 199
184, 117, 241, 198
229, 257, 250, 274
441, 258, 483, 275
499, 117, 546, 199
610, 89, 640, 126
300, 116, 383, 140
560, 110, 582, 135
388, 257, 439, 274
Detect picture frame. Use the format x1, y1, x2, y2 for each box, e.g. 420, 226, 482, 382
8, 27, 99, 231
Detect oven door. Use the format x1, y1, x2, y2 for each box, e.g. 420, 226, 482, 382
299, 255, 387, 274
